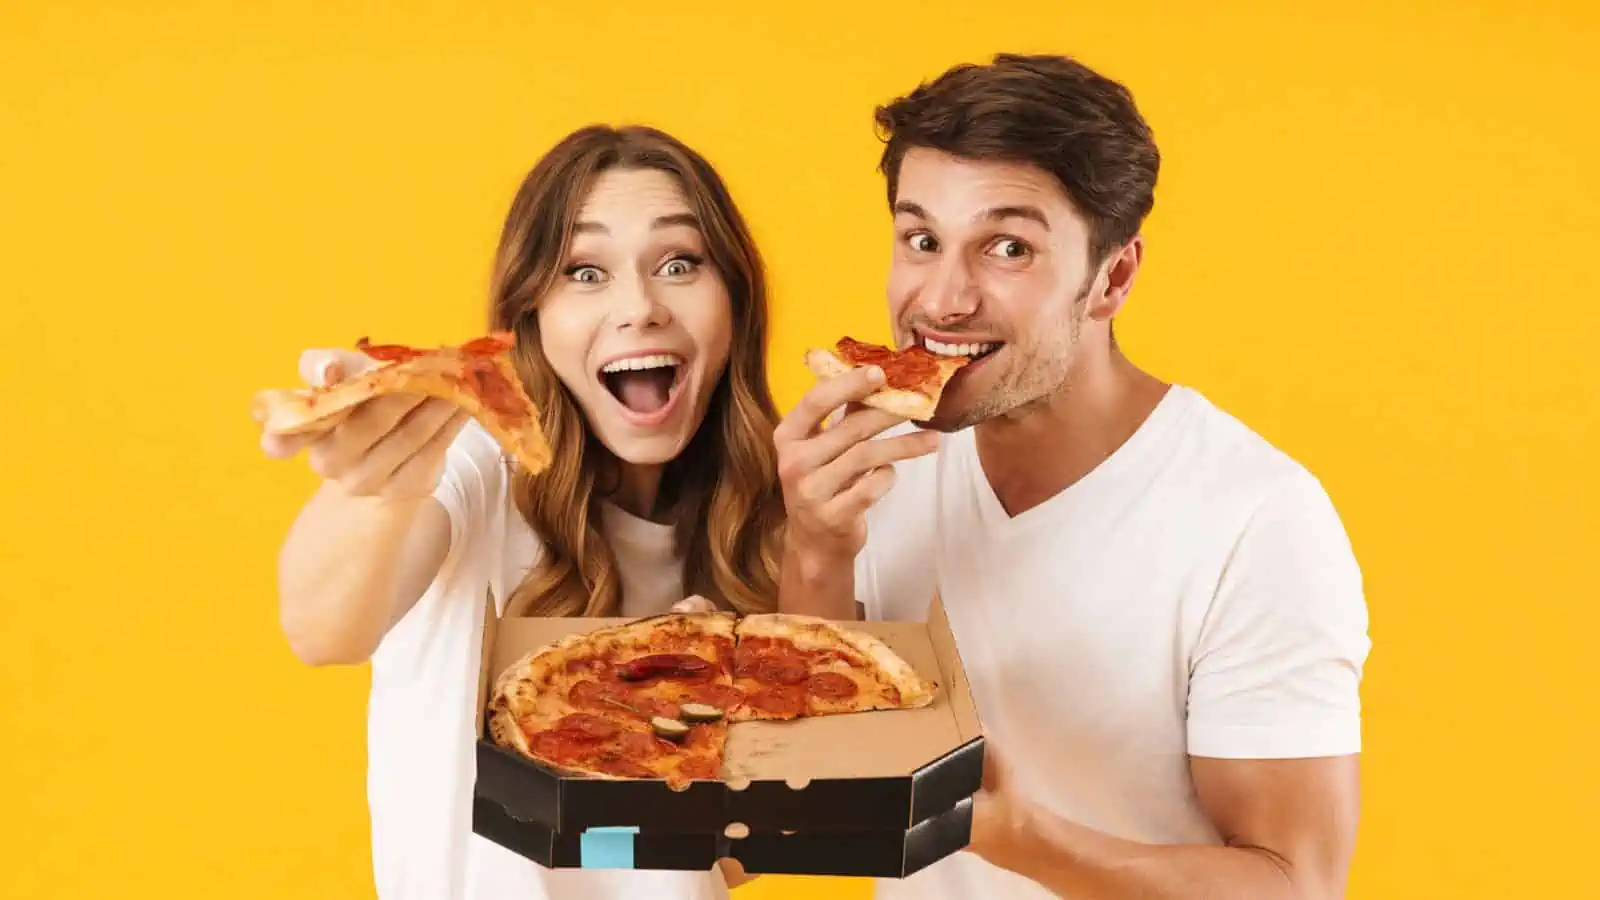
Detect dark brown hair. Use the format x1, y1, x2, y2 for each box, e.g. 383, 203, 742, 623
488, 124, 784, 617
874, 53, 1161, 263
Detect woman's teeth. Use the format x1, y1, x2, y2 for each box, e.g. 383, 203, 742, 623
600, 353, 684, 373
923, 338, 998, 358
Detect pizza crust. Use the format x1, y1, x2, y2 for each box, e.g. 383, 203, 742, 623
252, 351, 554, 476
803, 348, 966, 422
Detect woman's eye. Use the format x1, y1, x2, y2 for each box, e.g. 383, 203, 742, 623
906, 233, 939, 253
659, 256, 699, 277
987, 238, 1030, 260
567, 265, 605, 284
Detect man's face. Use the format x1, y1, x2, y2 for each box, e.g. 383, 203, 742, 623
885, 147, 1129, 431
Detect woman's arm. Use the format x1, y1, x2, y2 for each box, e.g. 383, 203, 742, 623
262, 349, 470, 666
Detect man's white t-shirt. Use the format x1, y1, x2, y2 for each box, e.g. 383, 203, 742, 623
855, 385, 1371, 900
364, 421, 730, 900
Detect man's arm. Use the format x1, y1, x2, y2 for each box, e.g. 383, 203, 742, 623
973, 752, 1358, 900
973, 470, 1370, 898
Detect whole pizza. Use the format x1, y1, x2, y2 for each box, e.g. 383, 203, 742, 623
486, 605, 938, 789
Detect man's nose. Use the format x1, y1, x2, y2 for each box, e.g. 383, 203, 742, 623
918, 256, 981, 323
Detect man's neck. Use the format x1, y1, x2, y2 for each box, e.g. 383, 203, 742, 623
973, 351, 1170, 518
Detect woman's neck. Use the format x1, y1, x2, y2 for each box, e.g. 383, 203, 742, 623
609, 461, 668, 522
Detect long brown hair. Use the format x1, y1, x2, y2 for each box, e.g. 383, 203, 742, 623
487, 124, 784, 618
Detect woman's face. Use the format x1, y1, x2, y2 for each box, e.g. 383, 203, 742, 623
536, 167, 734, 467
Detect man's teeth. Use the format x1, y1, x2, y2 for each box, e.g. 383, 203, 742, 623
923, 338, 997, 358
600, 353, 683, 373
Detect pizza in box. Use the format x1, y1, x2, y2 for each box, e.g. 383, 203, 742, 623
486, 605, 939, 789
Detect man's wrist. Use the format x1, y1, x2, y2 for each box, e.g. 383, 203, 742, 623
782, 537, 854, 586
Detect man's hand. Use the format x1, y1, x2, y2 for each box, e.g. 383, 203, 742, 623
773, 364, 938, 617
956, 737, 1358, 900
966, 738, 1031, 871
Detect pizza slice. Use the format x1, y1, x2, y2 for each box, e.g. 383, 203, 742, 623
803, 336, 971, 421
251, 331, 553, 475
729, 613, 938, 721
487, 608, 739, 789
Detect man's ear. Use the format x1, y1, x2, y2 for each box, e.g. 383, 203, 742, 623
1088, 236, 1144, 323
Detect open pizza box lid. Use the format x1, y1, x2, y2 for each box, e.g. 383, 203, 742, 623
470, 595, 986, 842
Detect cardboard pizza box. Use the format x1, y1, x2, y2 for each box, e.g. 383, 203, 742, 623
472, 794, 975, 878
471, 596, 985, 853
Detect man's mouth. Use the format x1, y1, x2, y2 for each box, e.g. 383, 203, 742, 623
599, 352, 686, 420
918, 335, 1003, 362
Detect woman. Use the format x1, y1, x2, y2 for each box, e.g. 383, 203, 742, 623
259, 125, 783, 900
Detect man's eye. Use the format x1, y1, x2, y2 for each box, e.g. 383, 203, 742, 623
907, 233, 939, 253
987, 239, 1030, 260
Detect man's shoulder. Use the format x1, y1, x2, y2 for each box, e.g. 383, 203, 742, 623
1168, 386, 1332, 506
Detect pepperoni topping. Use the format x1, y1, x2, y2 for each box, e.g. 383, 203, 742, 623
743, 687, 807, 718
617, 653, 713, 682
529, 731, 594, 765
568, 679, 632, 712
685, 723, 726, 752
676, 754, 721, 782
835, 337, 948, 393
632, 696, 681, 720
756, 656, 809, 685
354, 337, 424, 363
617, 729, 671, 760
806, 671, 860, 700
555, 713, 619, 741
459, 358, 528, 421
457, 332, 515, 356
689, 683, 747, 711
593, 755, 657, 779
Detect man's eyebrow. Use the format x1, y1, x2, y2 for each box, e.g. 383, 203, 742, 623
892, 200, 930, 219
891, 201, 1050, 231
980, 205, 1050, 230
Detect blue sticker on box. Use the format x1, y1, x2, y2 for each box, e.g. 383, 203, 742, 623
579, 826, 639, 869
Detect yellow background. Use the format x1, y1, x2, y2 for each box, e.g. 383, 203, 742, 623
3, 1, 1596, 898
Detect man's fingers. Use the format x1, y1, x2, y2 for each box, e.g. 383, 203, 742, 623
824, 464, 898, 520
784, 405, 912, 487
260, 429, 316, 460
775, 366, 887, 443
804, 427, 938, 502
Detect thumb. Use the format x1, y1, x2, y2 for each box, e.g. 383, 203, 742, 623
671, 595, 718, 614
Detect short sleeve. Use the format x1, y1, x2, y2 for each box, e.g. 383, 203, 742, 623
430, 420, 519, 610
1186, 472, 1372, 759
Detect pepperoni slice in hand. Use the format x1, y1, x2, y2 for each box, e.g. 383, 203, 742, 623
806, 671, 860, 700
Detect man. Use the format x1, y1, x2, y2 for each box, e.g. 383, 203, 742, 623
774, 54, 1371, 899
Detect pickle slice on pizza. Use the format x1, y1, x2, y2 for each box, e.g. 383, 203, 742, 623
803, 337, 971, 421
251, 331, 553, 475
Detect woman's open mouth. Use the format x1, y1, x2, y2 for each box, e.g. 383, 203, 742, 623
599, 352, 688, 427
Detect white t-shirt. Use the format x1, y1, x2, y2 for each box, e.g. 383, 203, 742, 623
855, 385, 1371, 900
364, 421, 730, 900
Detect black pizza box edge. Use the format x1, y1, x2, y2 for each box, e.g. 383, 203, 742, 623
472, 793, 976, 879
471, 593, 985, 836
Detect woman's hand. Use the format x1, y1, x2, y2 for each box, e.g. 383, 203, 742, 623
257, 348, 469, 502
670, 595, 718, 614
